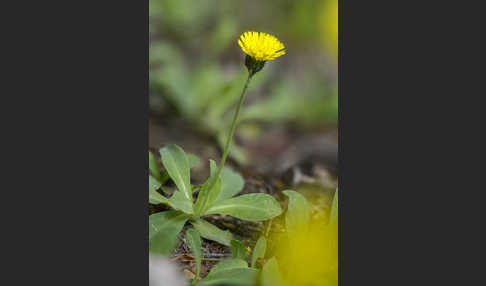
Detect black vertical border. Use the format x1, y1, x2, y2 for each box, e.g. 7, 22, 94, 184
3, 0, 150, 284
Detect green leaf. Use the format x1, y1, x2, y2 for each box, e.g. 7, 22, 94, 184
194, 160, 222, 215
195, 268, 258, 286
149, 174, 193, 213
186, 228, 202, 280
149, 211, 189, 255
160, 144, 192, 201
149, 151, 163, 181
205, 194, 282, 222
207, 259, 248, 276
251, 236, 266, 268
168, 190, 194, 214
190, 218, 233, 246
187, 153, 200, 169
149, 174, 161, 192
149, 175, 169, 205
149, 174, 192, 213
282, 190, 310, 235
260, 257, 285, 286
230, 240, 247, 260
194, 178, 221, 216
216, 166, 245, 202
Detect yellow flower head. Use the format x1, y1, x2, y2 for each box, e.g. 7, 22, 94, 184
238, 31, 286, 62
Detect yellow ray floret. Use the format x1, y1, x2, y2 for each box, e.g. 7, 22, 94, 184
238, 31, 286, 62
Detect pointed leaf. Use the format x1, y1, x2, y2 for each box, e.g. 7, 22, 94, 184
149, 174, 161, 192
194, 178, 221, 216
187, 153, 200, 169
283, 190, 310, 235
260, 257, 285, 286
168, 190, 194, 214
230, 240, 247, 260
160, 144, 192, 201
149, 150, 169, 184
251, 236, 266, 268
149, 211, 189, 255
149, 151, 163, 181
195, 268, 258, 286
207, 259, 248, 277
190, 219, 233, 246
149, 175, 171, 205
205, 194, 282, 222
149, 192, 169, 205
186, 228, 202, 280
216, 166, 245, 202
149, 174, 193, 213
149, 175, 170, 205
194, 160, 221, 215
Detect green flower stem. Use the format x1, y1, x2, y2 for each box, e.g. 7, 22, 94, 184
206, 73, 252, 196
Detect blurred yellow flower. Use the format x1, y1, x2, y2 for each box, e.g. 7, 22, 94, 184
272, 217, 338, 286
320, 0, 338, 58
238, 31, 286, 62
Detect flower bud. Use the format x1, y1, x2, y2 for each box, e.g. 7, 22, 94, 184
245, 55, 266, 76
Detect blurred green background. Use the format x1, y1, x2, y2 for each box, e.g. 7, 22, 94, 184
149, 0, 338, 166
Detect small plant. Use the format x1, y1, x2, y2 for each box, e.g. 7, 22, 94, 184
149, 32, 287, 255
149, 145, 282, 252
189, 235, 267, 286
